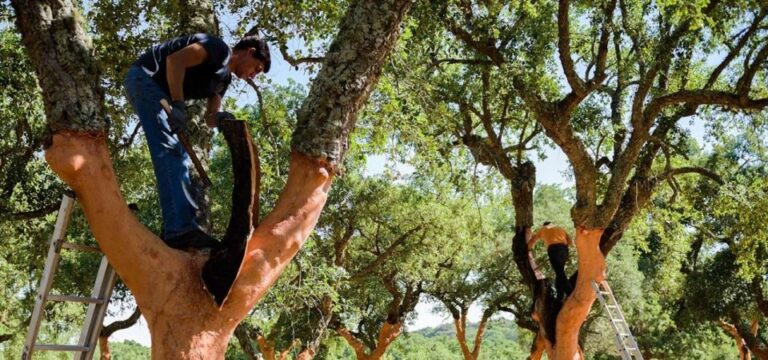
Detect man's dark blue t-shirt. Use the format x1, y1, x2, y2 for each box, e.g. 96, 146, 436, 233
134, 33, 232, 100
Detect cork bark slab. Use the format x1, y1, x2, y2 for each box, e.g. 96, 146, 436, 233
202, 119, 260, 306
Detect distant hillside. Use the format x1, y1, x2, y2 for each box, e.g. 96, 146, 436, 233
413, 318, 520, 341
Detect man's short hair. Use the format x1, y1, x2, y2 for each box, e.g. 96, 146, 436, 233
234, 36, 271, 73
543, 221, 552, 226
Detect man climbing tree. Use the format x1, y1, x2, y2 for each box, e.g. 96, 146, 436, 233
124, 33, 270, 250
528, 222, 573, 300
11, 0, 415, 357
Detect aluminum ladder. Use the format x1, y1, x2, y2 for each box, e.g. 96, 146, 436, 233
592, 280, 644, 360
22, 193, 117, 360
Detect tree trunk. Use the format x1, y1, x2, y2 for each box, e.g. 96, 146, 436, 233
255, 333, 277, 360
338, 321, 402, 360
296, 348, 315, 360
719, 321, 751, 360
15, 0, 414, 357
98, 336, 111, 360
553, 228, 605, 360
233, 323, 260, 360
528, 331, 553, 360
453, 311, 491, 360
454, 312, 473, 360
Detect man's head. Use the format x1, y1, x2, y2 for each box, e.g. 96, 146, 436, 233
543, 221, 552, 227
229, 35, 271, 80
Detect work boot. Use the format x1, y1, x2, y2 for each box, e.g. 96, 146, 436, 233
163, 229, 220, 250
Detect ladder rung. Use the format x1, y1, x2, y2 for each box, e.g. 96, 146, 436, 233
61, 242, 101, 253
47, 295, 105, 304
34, 344, 89, 352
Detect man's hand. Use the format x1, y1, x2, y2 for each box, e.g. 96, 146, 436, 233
168, 100, 187, 134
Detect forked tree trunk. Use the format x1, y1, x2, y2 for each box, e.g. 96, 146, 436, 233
528, 331, 553, 360
337, 322, 402, 360
13, 0, 414, 358
553, 228, 605, 360
453, 311, 491, 360
255, 334, 295, 360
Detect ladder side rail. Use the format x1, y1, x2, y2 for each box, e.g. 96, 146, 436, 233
77, 257, 118, 360
22, 194, 77, 360
593, 281, 645, 360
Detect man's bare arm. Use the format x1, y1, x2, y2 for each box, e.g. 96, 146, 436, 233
566, 232, 573, 247
166, 43, 208, 101
527, 232, 540, 250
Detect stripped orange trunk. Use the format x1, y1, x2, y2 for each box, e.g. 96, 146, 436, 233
553, 228, 605, 360
719, 321, 751, 360
338, 322, 402, 360
98, 336, 111, 360
529, 331, 553, 360
44, 133, 332, 359
453, 313, 491, 360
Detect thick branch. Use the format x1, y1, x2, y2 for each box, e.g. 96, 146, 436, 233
291, 0, 415, 168
0, 203, 59, 222
557, 0, 587, 95
101, 307, 141, 338
279, 44, 325, 68
644, 90, 768, 122
658, 167, 725, 185
11, 0, 107, 132
338, 327, 370, 359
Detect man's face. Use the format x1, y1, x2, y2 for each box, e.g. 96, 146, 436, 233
233, 48, 265, 80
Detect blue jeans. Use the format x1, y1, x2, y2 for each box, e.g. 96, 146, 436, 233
123, 65, 202, 239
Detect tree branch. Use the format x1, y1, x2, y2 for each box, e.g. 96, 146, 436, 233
644, 90, 768, 122
657, 166, 724, 185
348, 226, 422, 281
557, 0, 586, 95
0, 203, 60, 222
278, 43, 324, 68
101, 307, 142, 338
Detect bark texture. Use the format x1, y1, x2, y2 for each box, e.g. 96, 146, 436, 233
291, 0, 415, 167
11, 0, 107, 133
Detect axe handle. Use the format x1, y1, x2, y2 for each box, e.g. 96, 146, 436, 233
160, 99, 212, 187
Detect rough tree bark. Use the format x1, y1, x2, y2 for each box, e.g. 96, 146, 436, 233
12, 0, 414, 358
